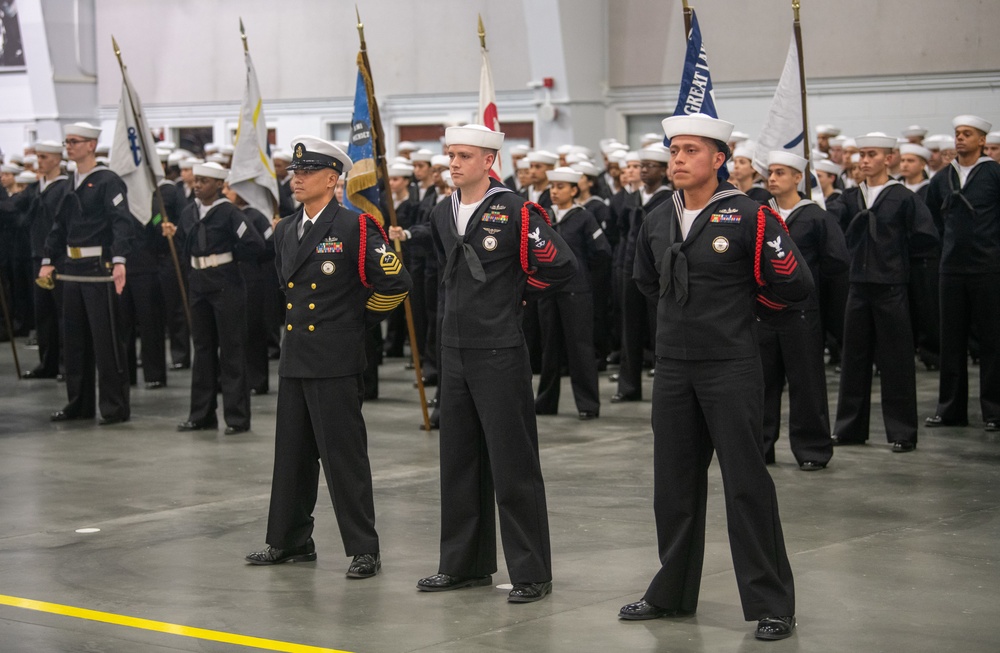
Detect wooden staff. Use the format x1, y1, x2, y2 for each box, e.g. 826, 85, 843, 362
682, 0, 693, 37
792, 0, 813, 187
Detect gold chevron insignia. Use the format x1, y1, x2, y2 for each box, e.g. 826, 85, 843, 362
379, 252, 402, 275
366, 292, 407, 311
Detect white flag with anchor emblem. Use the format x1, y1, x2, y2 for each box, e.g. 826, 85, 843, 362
229, 48, 279, 220
109, 66, 163, 225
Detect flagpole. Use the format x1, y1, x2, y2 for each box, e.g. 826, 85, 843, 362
112, 37, 193, 333
792, 0, 812, 186
239, 19, 281, 224
682, 0, 693, 36
356, 7, 431, 431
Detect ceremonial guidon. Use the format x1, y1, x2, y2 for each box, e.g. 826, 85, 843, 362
416, 124, 576, 604
42, 122, 133, 425
624, 113, 812, 641
247, 137, 410, 580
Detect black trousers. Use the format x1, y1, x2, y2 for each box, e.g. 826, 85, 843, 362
265, 374, 379, 555
187, 276, 250, 428
536, 291, 600, 414
60, 259, 130, 421
759, 310, 833, 466
617, 278, 655, 398
121, 271, 167, 385
523, 298, 542, 374
158, 257, 190, 367
644, 356, 795, 620
438, 345, 552, 583
243, 270, 272, 393
935, 272, 1000, 423
31, 258, 62, 376
834, 283, 917, 444
909, 256, 941, 368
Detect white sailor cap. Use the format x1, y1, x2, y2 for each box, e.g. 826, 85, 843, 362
23, 154, 38, 166
272, 150, 293, 163
168, 149, 194, 164
33, 140, 64, 155
607, 150, 628, 165
732, 143, 754, 161
811, 150, 829, 162
7, 152, 24, 164
571, 161, 601, 177
987, 132, 1000, 145
156, 148, 171, 163
444, 124, 504, 150
815, 124, 841, 137
830, 135, 848, 148
923, 135, 944, 150
600, 138, 626, 154
193, 162, 229, 180
431, 154, 451, 168
556, 144, 573, 155
387, 162, 415, 177
1, 163, 24, 174
442, 170, 455, 188
392, 156, 411, 165
899, 144, 932, 161
938, 136, 956, 150
158, 141, 177, 151
288, 135, 353, 174
729, 130, 750, 144
64, 122, 102, 140
565, 152, 588, 165
854, 132, 897, 149
813, 159, 843, 175
902, 125, 927, 138
15, 171, 38, 184
510, 144, 531, 156
842, 138, 857, 150
661, 113, 735, 145
624, 151, 641, 163
639, 144, 671, 163
953, 115, 992, 134
516, 158, 530, 170
206, 153, 229, 165
767, 151, 808, 172
569, 145, 595, 159
526, 150, 559, 166
219, 144, 234, 155
203, 142, 219, 154
546, 166, 582, 184
640, 132, 662, 147
179, 157, 203, 170
410, 149, 435, 162
397, 140, 418, 153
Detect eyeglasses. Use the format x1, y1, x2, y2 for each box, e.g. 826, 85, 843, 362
63, 139, 93, 146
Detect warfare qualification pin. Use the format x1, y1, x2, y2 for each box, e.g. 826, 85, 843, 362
321, 261, 336, 275
712, 236, 729, 253
483, 235, 498, 251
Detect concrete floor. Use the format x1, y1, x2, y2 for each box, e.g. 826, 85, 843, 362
0, 341, 998, 653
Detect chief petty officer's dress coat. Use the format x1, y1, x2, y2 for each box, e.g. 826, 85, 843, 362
264, 197, 410, 555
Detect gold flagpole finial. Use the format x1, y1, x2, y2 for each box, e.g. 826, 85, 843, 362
792, 0, 801, 21
356, 5, 366, 46
478, 14, 486, 50
240, 17, 248, 53
111, 35, 122, 61
682, 0, 690, 9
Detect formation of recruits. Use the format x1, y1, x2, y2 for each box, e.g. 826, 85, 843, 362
1, 111, 998, 641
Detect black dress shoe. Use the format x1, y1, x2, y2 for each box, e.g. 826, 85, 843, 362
578, 411, 599, 420
618, 599, 689, 620
755, 616, 795, 640
249, 387, 268, 396
224, 425, 249, 435
177, 420, 217, 432
99, 416, 129, 426
986, 421, 1000, 432
23, 368, 56, 379
799, 461, 826, 471
169, 362, 189, 370
611, 393, 640, 403
608, 373, 620, 382
535, 407, 557, 416
144, 381, 165, 390
246, 538, 316, 565
50, 410, 83, 422
892, 441, 916, 453
925, 415, 968, 427
415, 375, 438, 388
507, 581, 552, 603
346, 552, 381, 578
831, 434, 865, 446
416, 573, 492, 592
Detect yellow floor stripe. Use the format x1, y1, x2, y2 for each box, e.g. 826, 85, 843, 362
0, 594, 352, 653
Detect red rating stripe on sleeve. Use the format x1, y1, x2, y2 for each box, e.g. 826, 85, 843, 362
534, 241, 558, 263
526, 276, 550, 289
769, 251, 798, 276
756, 295, 787, 310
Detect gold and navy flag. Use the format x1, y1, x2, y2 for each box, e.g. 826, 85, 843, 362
343, 51, 384, 225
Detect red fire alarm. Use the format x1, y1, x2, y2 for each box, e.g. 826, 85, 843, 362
542, 77, 555, 89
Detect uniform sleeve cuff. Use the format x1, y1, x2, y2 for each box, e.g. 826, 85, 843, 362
41, 258, 51, 266
112, 256, 126, 265
404, 229, 412, 240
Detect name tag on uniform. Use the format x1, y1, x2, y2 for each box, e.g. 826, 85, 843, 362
316, 237, 343, 254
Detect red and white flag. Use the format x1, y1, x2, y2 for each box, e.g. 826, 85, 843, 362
478, 46, 502, 181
